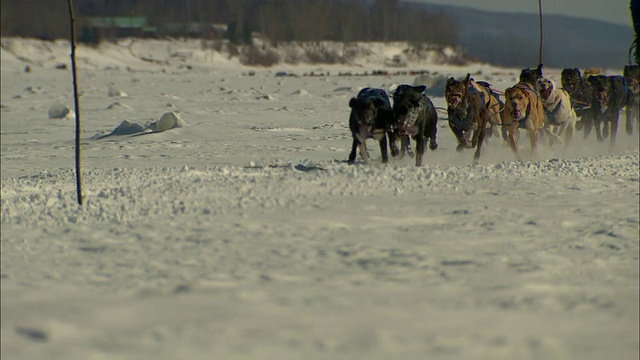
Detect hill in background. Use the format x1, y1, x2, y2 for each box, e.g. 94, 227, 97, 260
415, 2, 635, 68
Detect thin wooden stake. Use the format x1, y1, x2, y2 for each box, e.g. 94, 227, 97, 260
538, 0, 544, 65
67, 0, 83, 205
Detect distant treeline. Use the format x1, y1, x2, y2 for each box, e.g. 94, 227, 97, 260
0, 0, 457, 46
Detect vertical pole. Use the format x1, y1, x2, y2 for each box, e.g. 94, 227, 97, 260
538, 0, 544, 65
68, 0, 83, 205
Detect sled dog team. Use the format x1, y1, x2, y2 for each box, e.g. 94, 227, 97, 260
348, 64, 640, 166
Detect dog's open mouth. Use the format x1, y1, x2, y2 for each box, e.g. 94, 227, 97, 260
539, 86, 552, 100
397, 117, 419, 136
447, 93, 462, 107
511, 109, 524, 120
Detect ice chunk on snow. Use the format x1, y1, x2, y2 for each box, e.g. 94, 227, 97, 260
148, 112, 189, 132
48, 101, 74, 119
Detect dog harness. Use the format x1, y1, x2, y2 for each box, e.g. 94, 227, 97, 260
449, 102, 473, 130
471, 86, 487, 105
566, 79, 593, 112
518, 82, 536, 94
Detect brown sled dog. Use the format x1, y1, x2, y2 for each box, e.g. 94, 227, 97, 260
445, 74, 504, 164
503, 82, 545, 160
623, 65, 640, 136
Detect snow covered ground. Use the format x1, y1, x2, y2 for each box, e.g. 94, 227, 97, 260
1, 38, 638, 359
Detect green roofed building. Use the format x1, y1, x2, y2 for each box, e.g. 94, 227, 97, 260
81, 16, 158, 42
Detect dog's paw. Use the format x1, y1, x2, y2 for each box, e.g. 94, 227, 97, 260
456, 141, 474, 151
390, 145, 400, 157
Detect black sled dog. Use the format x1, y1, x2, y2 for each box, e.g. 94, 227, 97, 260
347, 88, 395, 164
391, 85, 438, 167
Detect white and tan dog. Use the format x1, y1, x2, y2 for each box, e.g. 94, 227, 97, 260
535, 77, 577, 147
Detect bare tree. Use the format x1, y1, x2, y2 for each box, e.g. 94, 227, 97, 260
1, 0, 458, 47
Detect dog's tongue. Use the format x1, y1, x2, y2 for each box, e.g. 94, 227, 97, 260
511, 110, 523, 120
447, 94, 461, 106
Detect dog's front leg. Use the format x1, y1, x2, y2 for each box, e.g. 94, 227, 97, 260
427, 119, 438, 151
543, 125, 562, 147
402, 136, 414, 157
450, 125, 467, 151
379, 133, 389, 163
473, 113, 488, 164
575, 117, 584, 131
565, 119, 576, 147
542, 123, 557, 147
582, 112, 594, 139
388, 130, 400, 157
526, 121, 539, 155
544, 126, 554, 147
602, 117, 610, 139
625, 106, 635, 136
608, 111, 620, 147
507, 123, 521, 160
450, 125, 472, 151
501, 124, 509, 144
348, 137, 359, 164
628, 102, 640, 135
359, 141, 369, 164
414, 135, 425, 167
594, 115, 605, 142
471, 124, 480, 148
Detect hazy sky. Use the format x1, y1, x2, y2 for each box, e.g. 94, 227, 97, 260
409, 0, 633, 27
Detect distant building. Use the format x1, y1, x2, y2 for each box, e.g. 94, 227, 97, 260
81, 16, 158, 42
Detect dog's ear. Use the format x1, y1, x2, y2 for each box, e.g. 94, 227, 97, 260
446, 77, 455, 86
413, 85, 427, 93
463, 73, 471, 87
349, 97, 357, 108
